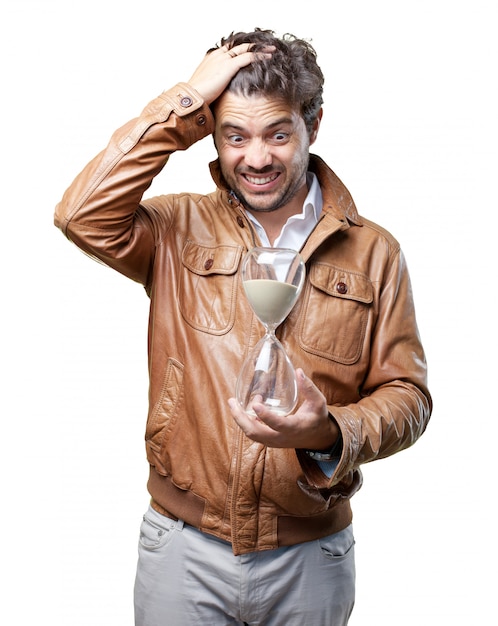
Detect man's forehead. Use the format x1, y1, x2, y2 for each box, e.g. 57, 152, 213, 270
214, 91, 301, 127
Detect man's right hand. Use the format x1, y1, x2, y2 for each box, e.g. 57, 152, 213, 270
187, 43, 274, 105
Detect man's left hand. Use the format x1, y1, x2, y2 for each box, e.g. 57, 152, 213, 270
228, 369, 340, 450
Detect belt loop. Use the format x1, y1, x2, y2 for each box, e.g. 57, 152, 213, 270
175, 519, 185, 532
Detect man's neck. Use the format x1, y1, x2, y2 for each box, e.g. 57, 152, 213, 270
245, 185, 310, 246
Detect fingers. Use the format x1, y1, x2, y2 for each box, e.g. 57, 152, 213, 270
213, 43, 274, 75
221, 42, 274, 61
228, 369, 331, 449
188, 43, 274, 104
295, 368, 328, 412
228, 397, 280, 446
222, 43, 252, 59
228, 393, 310, 448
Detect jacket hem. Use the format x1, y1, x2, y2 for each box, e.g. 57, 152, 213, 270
148, 466, 352, 554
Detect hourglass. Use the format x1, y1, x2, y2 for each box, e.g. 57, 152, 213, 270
236, 247, 306, 416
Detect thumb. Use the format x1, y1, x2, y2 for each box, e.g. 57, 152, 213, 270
295, 368, 323, 403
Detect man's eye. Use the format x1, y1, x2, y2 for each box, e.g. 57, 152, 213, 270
228, 134, 244, 144
273, 132, 289, 142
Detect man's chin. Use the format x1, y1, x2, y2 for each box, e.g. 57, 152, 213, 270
236, 192, 281, 214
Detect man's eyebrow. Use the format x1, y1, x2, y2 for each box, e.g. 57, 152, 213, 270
219, 117, 295, 131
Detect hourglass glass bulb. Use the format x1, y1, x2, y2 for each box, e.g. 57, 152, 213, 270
236, 333, 298, 416
235, 247, 306, 416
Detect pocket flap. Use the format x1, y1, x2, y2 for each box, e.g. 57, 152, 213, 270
182, 241, 242, 275
309, 263, 373, 303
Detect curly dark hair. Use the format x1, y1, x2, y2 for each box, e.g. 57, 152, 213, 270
208, 28, 324, 133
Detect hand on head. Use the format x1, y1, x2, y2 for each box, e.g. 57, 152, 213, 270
188, 43, 274, 105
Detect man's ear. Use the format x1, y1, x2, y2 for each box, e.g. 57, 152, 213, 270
309, 108, 323, 145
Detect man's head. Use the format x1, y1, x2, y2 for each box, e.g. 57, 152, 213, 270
209, 28, 324, 135
209, 29, 324, 218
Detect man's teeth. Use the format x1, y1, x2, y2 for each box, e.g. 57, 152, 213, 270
245, 174, 277, 185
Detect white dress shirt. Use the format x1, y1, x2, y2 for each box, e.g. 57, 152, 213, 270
244, 172, 323, 251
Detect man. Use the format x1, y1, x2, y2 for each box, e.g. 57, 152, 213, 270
55, 28, 432, 625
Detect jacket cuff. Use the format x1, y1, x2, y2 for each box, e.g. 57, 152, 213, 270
159, 82, 212, 120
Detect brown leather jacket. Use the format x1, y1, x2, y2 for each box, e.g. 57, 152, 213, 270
54, 83, 432, 555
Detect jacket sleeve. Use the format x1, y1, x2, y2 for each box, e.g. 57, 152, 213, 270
299, 246, 432, 489
54, 83, 215, 287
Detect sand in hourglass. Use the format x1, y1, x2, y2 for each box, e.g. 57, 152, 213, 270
243, 280, 299, 326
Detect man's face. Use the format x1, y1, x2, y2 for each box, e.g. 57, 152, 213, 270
213, 92, 319, 215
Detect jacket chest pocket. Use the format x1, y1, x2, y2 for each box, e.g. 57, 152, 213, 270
299, 263, 374, 364
179, 241, 243, 334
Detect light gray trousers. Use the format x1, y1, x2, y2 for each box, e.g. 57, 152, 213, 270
134, 505, 355, 626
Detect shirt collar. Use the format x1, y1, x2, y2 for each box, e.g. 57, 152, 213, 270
245, 172, 323, 249
298, 171, 323, 222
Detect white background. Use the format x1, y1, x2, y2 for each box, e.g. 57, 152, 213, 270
2, 0, 496, 623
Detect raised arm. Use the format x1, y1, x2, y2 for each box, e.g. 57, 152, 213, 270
54, 43, 273, 285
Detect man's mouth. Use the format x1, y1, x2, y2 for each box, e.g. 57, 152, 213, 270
244, 173, 279, 186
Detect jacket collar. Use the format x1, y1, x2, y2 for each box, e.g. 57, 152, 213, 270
208, 154, 362, 227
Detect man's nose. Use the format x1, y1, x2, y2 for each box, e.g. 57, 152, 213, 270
243, 140, 272, 170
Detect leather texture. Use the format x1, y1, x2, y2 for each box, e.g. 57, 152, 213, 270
55, 83, 432, 555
